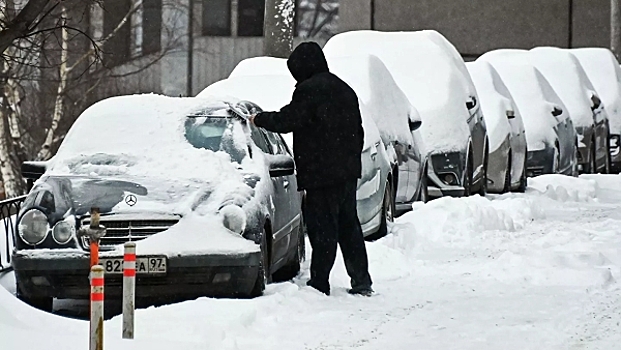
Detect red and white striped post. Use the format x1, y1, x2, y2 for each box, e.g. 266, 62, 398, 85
122, 242, 136, 339
90, 265, 105, 350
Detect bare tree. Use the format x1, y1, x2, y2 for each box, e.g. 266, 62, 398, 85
264, 0, 294, 58
296, 0, 338, 40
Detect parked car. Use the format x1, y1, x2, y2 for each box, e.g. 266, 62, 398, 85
466, 61, 528, 193
324, 30, 488, 198
198, 72, 396, 239
571, 48, 621, 173
529, 47, 611, 174
480, 51, 578, 177
13, 95, 304, 311
326, 54, 428, 217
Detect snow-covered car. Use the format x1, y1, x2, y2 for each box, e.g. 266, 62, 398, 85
198, 70, 396, 239
571, 48, 621, 173
326, 55, 428, 217
466, 61, 528, 193
480, 51, 578, 177
529, 47, 611, 174
324, 30, 488, 198
13, 95, 304, 311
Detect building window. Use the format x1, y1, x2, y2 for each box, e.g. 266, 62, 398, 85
238, 0, 264, 37
143, 0, 162, 54
103, 0, 132, 66
202, 0, 231, 36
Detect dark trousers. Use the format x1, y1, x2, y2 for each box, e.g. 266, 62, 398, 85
304, 180, 372, 294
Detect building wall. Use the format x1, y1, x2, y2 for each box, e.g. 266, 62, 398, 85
339, 0, 611, 57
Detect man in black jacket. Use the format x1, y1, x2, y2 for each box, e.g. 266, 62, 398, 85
250, 42, 373, 296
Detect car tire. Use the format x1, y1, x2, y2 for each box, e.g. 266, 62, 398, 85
463, 153, 473, 197
502, 154, 512, 193
16, 284, 53, 312
272, 217, 305, 282
250, 228, 271, 297
478, 152, 488, 196
366, 179, 394, 242
517, 153, 528, 193
417, 170, 429, 203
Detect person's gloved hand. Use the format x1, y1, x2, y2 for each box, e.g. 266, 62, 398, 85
249, 114, 257, 125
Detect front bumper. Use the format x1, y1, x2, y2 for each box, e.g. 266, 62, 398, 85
427, 151, 466, 198
526, 148, 555, 177
13, 250, 261, 301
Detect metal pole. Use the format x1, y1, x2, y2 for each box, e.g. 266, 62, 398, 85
187, 0, 194, 97
122, 242, 136, 339
90, 265, 105, 350
613, 0, 621, 60
568, 0, 573, 48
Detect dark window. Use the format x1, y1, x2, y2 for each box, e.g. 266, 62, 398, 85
202, 0, 231, 36
143, 0, 162, 54
238, 0, 264, 37
103, 0, 131, 66
250, 127, 272, 154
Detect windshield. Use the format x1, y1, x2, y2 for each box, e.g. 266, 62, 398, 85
185, 117, 248, 164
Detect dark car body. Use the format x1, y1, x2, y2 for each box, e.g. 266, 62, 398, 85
12, 96, 304, 311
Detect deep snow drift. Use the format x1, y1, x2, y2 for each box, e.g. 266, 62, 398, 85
3, 174, 621, 349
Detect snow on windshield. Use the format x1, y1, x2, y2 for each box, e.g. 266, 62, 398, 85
571, 48, 621, 134
324, 30, 471, 154
479, 51, 562, 151
327, 54, 420, 148
466, 61, 515, 151
529, 47, 596, 128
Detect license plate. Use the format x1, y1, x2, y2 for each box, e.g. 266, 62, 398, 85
100, 256, 167, 275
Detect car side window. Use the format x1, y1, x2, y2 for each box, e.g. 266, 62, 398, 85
250, 126, 272, 154
264, 131, 287, 155
277, 134, 292, 156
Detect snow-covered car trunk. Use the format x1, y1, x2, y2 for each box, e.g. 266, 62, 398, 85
571, 48, 621, 173
12, 95, 304, 308
324, 30, 483, 198
466, 61, 528, 193
529, 47, 610, 174
480, 51, 578, 177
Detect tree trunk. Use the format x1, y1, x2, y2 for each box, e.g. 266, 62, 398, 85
612, 0, 621, 60
264, 0, 294, 58
37, 4, 69, 161
0, 71, 26, 197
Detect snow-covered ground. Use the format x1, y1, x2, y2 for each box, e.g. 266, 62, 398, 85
3, 174, 621, 349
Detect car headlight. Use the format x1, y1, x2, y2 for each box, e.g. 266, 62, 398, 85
220, 205, 246, 234
18, 209, 50, 245
52, 220, 75, 245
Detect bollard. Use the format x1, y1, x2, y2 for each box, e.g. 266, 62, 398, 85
90, 265, 104, 350
122, 242, 136, 339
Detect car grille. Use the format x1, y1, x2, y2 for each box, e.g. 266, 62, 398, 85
80, 217, 179, 248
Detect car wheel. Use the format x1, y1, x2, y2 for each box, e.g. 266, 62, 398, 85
272, 217, 305, 282
517, 153, 528, 193
417, 170, 429, 203
502, 154, 512, 193
366, 179, 394, 242
463, 153, 473, 197
250, 228, 271, 297
16, 284, 53, 312
478, 153, 488, 196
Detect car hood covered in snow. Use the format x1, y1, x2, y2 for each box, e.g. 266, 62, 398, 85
323, 30, 471, 154
571, 48, 621, 134
466, 61, 520, 152
479, 50, 565, 151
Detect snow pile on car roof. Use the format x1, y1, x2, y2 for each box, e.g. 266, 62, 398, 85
571, 48, 621, 134
229, 56, 289, 78
466, 61, 516, 151
327, 54, 421, 147
528, 47, 596, 128
479, 50, 564, 151
324, 30, 471, 154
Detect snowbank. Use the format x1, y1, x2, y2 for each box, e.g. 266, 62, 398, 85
527, 174, 598, 202
571, 48, 621, 134
479, 50, 565, 151
324, 30, 471, 154
327, 54, 420, 147
529, 47, 597, 128
466, 61, 518, 151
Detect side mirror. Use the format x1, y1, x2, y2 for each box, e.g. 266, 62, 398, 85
22, 161, 47, 180
466, 96, 477, 110
591, 94, 602, 111
409, 120, 422, 131
268, 155, 295, 177
506, 110, 516, 119
551, 106, 563, 117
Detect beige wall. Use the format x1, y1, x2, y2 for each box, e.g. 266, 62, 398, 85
339, 0, 611, 56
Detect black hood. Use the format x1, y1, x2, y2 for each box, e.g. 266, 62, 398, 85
287, 42, 329, 83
